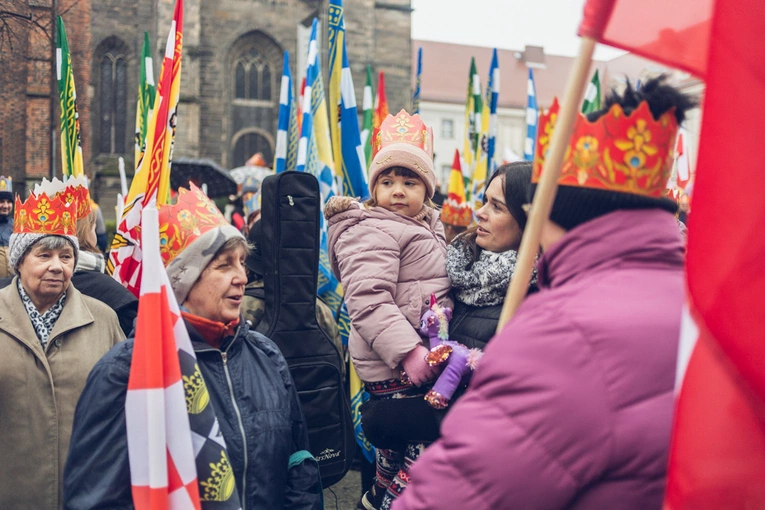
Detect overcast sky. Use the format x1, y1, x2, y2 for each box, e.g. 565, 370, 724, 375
411, 0, 625, 61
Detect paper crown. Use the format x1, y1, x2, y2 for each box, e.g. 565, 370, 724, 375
440, 151, 472, 227
372, 110, 434, 159
532, 98, 679, 198
14, 193, 78, 236
158, 183, 230, 266
0, 176, 12, 193
33, 175, 92, 221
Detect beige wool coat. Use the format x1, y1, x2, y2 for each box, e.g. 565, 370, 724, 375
0, 278, 124, 510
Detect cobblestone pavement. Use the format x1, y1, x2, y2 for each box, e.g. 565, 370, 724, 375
323, 468, 361, 510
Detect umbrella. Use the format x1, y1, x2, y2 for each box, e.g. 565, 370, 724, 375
228, 165, 273, 186
170, 158, 237, 198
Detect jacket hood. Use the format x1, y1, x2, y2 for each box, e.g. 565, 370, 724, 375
538, 208, 684, 289
326, 198, 440, 278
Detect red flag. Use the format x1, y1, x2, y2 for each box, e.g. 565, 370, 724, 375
371, 71, 389, 144
578, 0, 714, 78
108, 0, 183, 297
580, 0, 765, 505
297, 76, 306, 135
659, 0, 765, 506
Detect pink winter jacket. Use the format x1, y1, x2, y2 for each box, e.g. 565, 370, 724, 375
326, 199, 452, 382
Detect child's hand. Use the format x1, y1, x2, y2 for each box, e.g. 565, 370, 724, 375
401, 345, 440, 386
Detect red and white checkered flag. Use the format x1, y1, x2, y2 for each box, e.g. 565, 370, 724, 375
126, 204, 201, 509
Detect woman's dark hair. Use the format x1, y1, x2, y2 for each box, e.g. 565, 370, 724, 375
588, 74, 697, 124
457, 161, 533, 262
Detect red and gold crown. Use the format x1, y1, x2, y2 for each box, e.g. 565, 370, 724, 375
372, 110, 434, 159
14, 192, 78, 236
532, 98, 679, 198
33, 175, 92, 220
158, 183, 230, 266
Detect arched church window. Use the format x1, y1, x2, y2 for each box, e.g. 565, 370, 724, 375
95, 38, 129, 154
233, 48, 273, 101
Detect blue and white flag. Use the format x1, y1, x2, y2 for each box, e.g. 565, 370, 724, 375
328, 0, 369, 199
275, 51, 298, 173
412, 47, 422, 114
524, 68, 538, 162
297, 18, 340, 298
486, 48, 500, 174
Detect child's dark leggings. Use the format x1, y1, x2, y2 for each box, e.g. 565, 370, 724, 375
365, 378, 428, 509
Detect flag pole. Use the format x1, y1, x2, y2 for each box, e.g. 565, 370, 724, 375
496, 37, 596, 332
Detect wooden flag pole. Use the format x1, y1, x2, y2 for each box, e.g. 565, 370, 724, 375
496, 37, 597, 333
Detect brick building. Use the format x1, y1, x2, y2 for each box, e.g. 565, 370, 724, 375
0, 0, 92, 198
1, 0, 414, 217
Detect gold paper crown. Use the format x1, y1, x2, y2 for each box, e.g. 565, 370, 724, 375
158, 183, 230, 266
34, 175, 92, 221
532, 99, 679, 198
14, 192, 78, 236
0, 176, 12, 192
372, 110, 434, 159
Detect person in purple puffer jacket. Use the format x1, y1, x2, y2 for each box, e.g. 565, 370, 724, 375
394, 76, 696, 510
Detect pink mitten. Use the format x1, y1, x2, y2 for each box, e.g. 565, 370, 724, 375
401, 345, 439, 386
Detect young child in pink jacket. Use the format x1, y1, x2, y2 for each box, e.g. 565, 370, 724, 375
325, 111, 451, 510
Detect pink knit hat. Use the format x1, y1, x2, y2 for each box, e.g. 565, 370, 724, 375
369, 110, 436, 198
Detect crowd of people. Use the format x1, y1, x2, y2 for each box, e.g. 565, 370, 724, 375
0, 75, 693, 510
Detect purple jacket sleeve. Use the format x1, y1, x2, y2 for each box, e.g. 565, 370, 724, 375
393, 304, 612, 510
334, 224, 422, 369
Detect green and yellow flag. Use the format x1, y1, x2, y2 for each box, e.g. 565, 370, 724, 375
463, 58, 482, 198
134, 31, 156, 172
55, 16, 84, 178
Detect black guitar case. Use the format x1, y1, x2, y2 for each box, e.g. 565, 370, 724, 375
255, 171, 355, 487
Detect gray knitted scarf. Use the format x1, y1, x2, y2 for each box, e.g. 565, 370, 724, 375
446, 234, 537, 307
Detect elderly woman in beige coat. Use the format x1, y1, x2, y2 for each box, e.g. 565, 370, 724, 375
0, 190, 124, 510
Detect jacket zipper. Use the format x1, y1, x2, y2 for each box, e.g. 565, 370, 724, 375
221, 349, 248, 510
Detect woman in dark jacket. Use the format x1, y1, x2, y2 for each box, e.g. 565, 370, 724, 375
359, 162, 537, 475
64, 186, 322, 510
446, 161, 537, 350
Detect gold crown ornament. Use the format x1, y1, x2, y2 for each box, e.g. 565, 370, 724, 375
157, 183, 230, 266
182, 364, 210, 415
33, 175, 92, 220
200, 451, 236, 502
372, 109, 434, 160
532, 99, 679, 198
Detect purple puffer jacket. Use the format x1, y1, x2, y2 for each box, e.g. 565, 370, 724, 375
326, 199, 452, 382
394, 209, 684, 510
